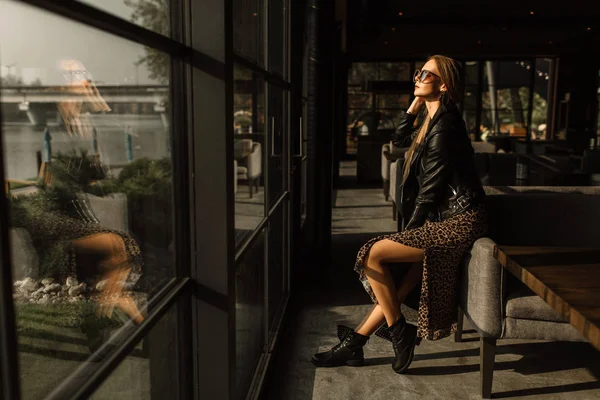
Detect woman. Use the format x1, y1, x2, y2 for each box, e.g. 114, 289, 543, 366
312, 55, 487, 373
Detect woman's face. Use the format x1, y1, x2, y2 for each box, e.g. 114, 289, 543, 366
413, 59, 446, 100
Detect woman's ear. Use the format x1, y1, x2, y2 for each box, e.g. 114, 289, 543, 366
440, 83, 447, 93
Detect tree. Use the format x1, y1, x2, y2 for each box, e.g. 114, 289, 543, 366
0, 74, 23, 86
125, 0, 169, 84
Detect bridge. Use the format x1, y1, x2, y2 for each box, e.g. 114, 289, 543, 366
1, 85, 169, 125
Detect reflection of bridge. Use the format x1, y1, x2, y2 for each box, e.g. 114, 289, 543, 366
1, 85, 168, 126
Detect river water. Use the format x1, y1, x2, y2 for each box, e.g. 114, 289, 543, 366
2, 114, 169, 180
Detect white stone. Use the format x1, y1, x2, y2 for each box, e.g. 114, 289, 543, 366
9, 228, 39, 281
43, 283, 61, 293
96, 280, 109, 292
41, 278, 55, 287
65, 277, 78, 287
18, 278, 39, 293
68, 284, 86, 297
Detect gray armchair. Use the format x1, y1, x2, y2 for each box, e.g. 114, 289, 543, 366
458, 186, 600, 398
381, 142, 407, 202
389, 159, 399, 220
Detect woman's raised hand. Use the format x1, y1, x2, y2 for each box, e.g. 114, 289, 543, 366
407, 97, 425, 115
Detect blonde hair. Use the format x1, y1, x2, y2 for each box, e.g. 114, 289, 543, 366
401, 115, 430, 183
401, 55, 462, 184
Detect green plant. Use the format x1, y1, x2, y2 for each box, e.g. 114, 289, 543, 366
113, 157, 172, 201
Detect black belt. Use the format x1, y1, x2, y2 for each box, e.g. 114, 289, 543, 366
439, 192, 481, 220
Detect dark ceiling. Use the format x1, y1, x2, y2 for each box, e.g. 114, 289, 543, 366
345, 0, 600, 59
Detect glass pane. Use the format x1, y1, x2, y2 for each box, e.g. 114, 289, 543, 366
377, 62, 411, 81
346, 109, 370, 156
377, 94, 410, 109
462, 110, 478, 140
464, 61, 479, 85
268, 0, 285, 76
463, 86, 477, 109
267, 203, 286, 332
234, 65, 265, 247
532, 58, 551, 140
1, 3, 174, 398
266, 86, 286, 207
233, 0, 265, 66
481, 60, 532, 136
348, 63, 377, 85
89, 300, 180, 399
377, 109, 405, 128
484, 60, 531, 87
236, 231, 265, 400
79, 0, 170, 38
348, 91, 372, 109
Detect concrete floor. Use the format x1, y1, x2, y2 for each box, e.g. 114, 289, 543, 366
264, 161, 600, 400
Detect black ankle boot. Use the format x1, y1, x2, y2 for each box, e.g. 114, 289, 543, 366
311, 325, 369, 367
388, 316, 417, 374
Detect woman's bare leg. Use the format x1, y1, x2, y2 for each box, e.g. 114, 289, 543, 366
356, 261, 424, 336
72, 233, 144, 323
360, 240, 424, 329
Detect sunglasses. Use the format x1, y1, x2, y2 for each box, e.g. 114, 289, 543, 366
413, 69, 440, 83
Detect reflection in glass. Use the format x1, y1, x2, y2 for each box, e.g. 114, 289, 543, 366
531, 58, 551, 140
378, 62, 411, 81
268, 0, 285, 76
348, 62, 377, 85
481, 61, 531, 136
267, 85, 286, 206
235, 231, 265, 400
234, 65, 265, 246
377, 94, 410, 109
79, 0, 170, 38
90, 300, 180, 399
267, 204, 286, 332
1, 3, 173, 398
233, 0, 265, 66
348, 91, 372, 109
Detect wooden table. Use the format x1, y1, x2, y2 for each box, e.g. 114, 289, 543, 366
494, 246, 600, 351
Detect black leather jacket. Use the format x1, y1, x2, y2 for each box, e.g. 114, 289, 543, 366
392, 104, 485, 231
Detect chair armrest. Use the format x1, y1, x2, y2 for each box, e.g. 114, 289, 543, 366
459, 237, 505, 338
382, 144, 391, 180
389, 161, 397, 203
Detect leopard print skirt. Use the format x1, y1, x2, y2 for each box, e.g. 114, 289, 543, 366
354, 204, 488, 345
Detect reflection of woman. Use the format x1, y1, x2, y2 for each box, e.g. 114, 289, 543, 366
313, 55, 487, 374
55, 59, 111, 138
11, 59, 144, 325
11, 190, 144, 324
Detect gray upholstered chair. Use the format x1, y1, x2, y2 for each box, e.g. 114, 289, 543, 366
382, 143, 392, 200
458, 186, 600, 399
471, 141, 496, 153
233, 160, 238, 194
389, 159, 399, 220
382, 142, 407, 201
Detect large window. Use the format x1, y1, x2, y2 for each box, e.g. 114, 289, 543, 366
232, 0, 291, 399
346, 62, 411, 156
0, 0, 195, 399
461, 59, 553, 142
